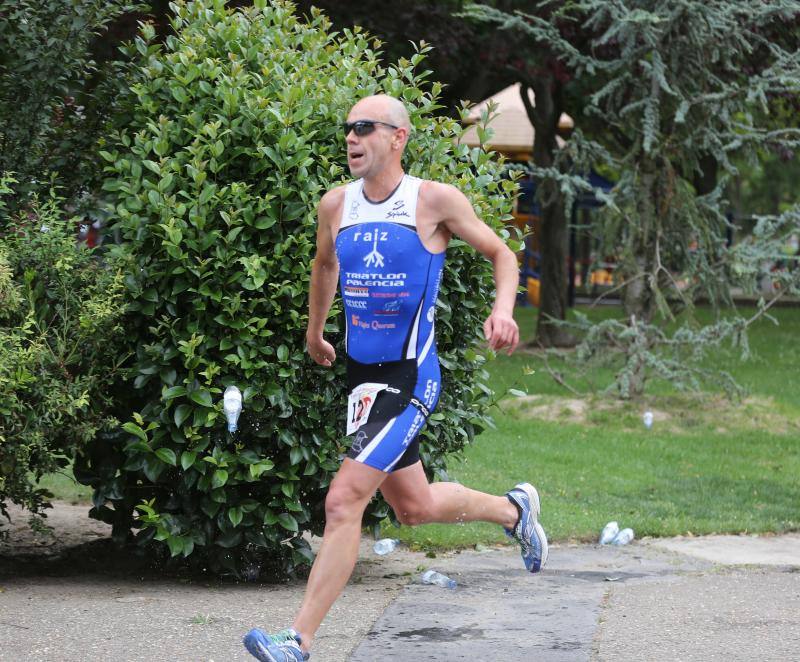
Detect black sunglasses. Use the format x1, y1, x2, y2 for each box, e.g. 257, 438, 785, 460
343, 119, 399, 137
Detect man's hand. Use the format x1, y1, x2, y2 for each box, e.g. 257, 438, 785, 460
306, 335, 337, 367
484, 309, 519, 355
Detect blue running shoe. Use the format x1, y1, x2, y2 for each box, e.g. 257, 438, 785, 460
505, 482, 548, 573
243, 627, 309, 662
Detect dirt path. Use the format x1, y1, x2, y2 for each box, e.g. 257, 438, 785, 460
1, 501, 112, 559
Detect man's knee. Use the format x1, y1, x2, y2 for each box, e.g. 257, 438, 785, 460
392, 500, 431, 526
325, 481, 369, 526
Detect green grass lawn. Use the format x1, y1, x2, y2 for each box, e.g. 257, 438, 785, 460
385, 304, 800, 549
42, 305, 800, 550
37, 465, 93, 504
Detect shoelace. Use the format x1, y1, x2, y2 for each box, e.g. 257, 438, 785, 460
268, 629, 300, 645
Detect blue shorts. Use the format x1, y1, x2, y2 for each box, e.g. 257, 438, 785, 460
346, 356, 441, 473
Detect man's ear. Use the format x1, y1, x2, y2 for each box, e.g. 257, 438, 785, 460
395, 128, 409, 150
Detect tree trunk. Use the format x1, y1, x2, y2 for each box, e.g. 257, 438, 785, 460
619, 157, 662, 398
520, 79, 575, 347
622, 157, 659, 324
536, 181, 573, 345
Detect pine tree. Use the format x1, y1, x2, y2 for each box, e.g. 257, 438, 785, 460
469, 0, 800, 397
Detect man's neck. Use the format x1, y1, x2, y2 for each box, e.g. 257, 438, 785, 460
362, 168, 405, 203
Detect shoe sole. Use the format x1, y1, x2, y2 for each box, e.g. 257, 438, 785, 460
530, 518, 549, 572
516, 482, 541, 518
243, 630, 281, 662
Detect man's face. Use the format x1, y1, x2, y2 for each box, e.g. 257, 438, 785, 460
344, 103, 399, 179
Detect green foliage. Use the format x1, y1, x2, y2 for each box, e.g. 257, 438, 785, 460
579, 1, 800, 396
0, 174, 128, 533
81, 0, 516, 578
470, 0, 800, 398
565, 313, 749, 401
581, 4, 798, 294
0, 0, 143, 210
388, 305, 800, 549
736, 149, 800, 217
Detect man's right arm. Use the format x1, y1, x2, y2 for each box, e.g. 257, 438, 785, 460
306, 187, 344, 367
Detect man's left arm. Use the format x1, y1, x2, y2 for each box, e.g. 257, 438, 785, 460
430, 182, 520, 354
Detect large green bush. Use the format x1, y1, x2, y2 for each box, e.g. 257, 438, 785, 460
83, 0, 515, 577
0, 174, 128, 534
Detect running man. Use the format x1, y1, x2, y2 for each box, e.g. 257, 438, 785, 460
243, 94, 548, 662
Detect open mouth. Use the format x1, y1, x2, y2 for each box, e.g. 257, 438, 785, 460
348, 151, 365, 164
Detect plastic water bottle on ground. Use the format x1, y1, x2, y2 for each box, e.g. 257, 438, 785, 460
421, 570, 456, 589
223, 385, 243, 433
611, 528, 635, 545
373, 538, 400, 555
599, 521, 620, 545
643, 411, 654, 429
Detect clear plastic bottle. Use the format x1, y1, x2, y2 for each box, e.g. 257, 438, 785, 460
611, 528, 635, 545
373, 538, 400, 555
643, 411, 654, 429
223, 385, 242, 433
421, 569, 456, 589
599, 521, 620, 545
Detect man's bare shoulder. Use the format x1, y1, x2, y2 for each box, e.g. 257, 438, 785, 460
418, 179, 464, 205
418, 179, 472, 222
318, 184, 348, 221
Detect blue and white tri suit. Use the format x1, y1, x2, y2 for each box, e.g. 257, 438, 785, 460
335, 175, 445, 472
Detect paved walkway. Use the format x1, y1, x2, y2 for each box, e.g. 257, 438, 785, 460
352, 535, 800, 661
1, 503, 798, 661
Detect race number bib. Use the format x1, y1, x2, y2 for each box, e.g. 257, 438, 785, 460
346, 382, 388, 435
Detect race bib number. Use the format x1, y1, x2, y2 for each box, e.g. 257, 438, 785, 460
346, 382, 388, 435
